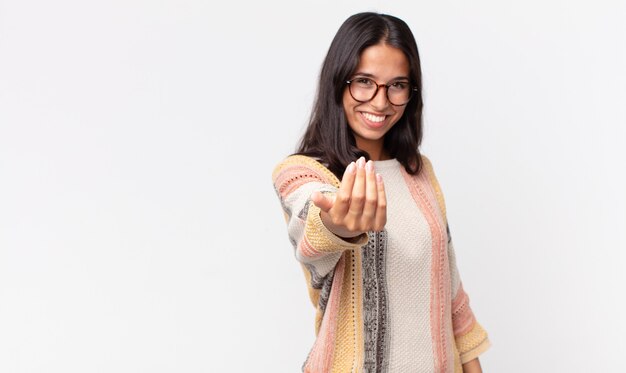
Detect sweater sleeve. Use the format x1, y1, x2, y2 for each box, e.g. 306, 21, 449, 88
448, 237, 491, 363
421, 155, 491, 364
272, 155, 368, 279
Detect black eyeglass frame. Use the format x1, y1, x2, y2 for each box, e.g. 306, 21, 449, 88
345, 78, 418, 106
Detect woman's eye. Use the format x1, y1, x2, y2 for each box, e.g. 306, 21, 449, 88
355, 78, 373, 86
391, 81, 408, 90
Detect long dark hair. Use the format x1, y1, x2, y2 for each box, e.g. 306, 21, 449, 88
296, 12, 424, 179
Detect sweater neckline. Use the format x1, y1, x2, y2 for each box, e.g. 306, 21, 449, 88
372, 158, 400, 170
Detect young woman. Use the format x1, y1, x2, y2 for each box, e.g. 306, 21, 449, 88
272, 12, 490, 373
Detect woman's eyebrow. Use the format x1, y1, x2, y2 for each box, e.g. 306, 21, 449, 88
352, 72, 410, 81
352, 72, 376, 78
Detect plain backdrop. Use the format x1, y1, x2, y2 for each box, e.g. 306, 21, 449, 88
1, 0, 625, 372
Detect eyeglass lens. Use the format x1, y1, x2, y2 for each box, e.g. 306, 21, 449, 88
348, 78, 412, 105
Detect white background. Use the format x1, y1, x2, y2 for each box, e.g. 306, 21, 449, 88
1, 0, 625, 372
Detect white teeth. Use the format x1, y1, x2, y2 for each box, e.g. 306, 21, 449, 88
363, 113, 385, 123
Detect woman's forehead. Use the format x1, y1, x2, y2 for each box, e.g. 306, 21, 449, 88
354, 43, 410, 80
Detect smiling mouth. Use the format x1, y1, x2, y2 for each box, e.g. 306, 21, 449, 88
362, 112, 386, 123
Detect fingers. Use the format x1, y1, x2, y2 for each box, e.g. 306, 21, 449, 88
374, 173, 387, 231
333, 161, 356, 216
362, 160, 378, 222
347, 157, 367, 217
318, 156, 387, 237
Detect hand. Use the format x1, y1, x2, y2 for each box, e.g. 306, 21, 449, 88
311, 156, 387, 239
462, 358, 483, 373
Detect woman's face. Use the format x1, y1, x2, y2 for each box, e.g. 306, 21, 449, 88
342, 42, 410, 160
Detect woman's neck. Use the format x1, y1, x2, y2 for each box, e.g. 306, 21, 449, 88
366, 147, 390, 161
357, 140, 389, 161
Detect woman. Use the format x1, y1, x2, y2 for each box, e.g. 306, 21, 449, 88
272, 12, 490, 373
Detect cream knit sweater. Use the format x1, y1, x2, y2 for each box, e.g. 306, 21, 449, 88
272, 155, 490, 373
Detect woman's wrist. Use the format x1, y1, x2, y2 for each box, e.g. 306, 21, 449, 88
319, 210, 364, 240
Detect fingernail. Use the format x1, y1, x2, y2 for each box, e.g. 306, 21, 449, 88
366, 160, 374, 172
357, 157, 366, 169
376, 173, 383, 184
347, 162, 356, 173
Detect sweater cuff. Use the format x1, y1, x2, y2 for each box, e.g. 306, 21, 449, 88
304, 202, 368, 253
456, 322, 491, 364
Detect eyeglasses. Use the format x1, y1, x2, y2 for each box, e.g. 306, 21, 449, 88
346, 77, 417, 106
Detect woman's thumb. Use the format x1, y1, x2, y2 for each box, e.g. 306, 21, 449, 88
311, 191, 334, 212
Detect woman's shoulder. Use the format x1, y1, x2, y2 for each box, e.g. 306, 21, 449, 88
398, 153, 436, 177
416, 153, 448, 218
271, 154, 340, 191
271, 154, 330, 180
416, 152, 442, 180
419, 153, 434, 171
419, 154, 440, 183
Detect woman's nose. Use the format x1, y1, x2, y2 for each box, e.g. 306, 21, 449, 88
370, 85, 390, 109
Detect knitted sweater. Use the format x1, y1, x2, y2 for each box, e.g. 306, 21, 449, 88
272, 155, 490, 373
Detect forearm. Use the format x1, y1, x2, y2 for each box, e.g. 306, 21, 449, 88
462, 358, 482, 373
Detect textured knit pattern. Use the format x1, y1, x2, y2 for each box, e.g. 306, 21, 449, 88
362, 231, 389, 372
376, 159, 434, 372
272, 155, 490, 373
